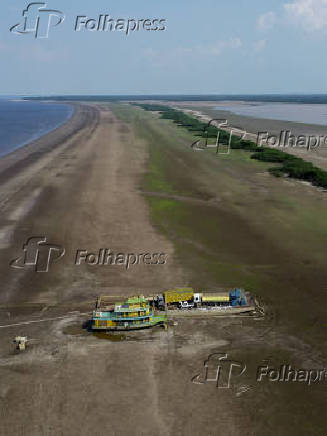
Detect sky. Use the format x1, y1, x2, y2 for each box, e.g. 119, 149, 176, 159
1, 0, 327, 95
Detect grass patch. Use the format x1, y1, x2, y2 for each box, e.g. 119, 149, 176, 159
111, 104, 327, 335
135, 103, 327, 190
145, 145, 173, 193
251, 148, 327, 188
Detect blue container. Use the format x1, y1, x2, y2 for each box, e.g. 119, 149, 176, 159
230, 288, 241, 299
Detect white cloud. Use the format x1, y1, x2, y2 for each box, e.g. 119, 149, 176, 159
257, 11, 276, 30
229, 37, 243, 49
284, 0, 327, 30
201, 38, 243, 56
253, 39, 267, 52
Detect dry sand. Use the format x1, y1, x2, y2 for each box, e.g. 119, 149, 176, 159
0, 104, 250, 436
1, 102, 326, 436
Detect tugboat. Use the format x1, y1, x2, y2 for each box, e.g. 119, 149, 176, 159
91, 295, 167, 331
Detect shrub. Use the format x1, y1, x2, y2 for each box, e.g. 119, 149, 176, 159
136, 104, 327, 189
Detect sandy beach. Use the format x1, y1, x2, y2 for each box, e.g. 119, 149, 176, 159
0, 103, 240, 436
1, 102, 327, 436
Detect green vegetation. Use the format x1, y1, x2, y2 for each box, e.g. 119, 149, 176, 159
114, 105, 276, 289
252, 148, 327, 188
111, 103, 327, 328
135, 103, 327, 189
134, 103, 245, 145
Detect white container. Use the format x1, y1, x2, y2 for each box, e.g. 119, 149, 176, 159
194, 293, 202, 303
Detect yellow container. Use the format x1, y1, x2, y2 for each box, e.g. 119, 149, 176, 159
202, 293, 230, 302
164, 288, 194, 304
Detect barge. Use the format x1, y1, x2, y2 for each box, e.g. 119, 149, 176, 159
157, 287, 252, 311
91, 288, 256, 331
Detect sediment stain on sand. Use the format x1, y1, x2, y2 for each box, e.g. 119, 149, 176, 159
1, 102, 327, 435
0, 104, 205, 436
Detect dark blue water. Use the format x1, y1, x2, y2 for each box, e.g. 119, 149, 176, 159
0, 100, 74, 158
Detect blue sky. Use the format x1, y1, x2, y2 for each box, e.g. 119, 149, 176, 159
1, 0, 327, 95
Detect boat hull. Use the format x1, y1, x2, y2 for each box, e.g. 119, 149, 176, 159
91, 319, 165, 331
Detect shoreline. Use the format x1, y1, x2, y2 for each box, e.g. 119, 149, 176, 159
169, 100, 327, 135
0, 101, 75, 159
212, 101, 327, 126
0, 102, 326, 435
0, 103, 100, 256
0, 103, 98, 186
167, 100, 327, 171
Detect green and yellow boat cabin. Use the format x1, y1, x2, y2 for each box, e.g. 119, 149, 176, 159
92, 295, 166, 331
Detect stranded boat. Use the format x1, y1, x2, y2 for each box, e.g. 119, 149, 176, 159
91, 288, 255, 331
92, 295, 167, 331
